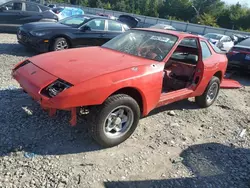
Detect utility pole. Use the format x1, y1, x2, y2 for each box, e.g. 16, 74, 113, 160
191, 4, 199, 17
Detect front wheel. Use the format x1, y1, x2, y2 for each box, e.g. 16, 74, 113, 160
195, 76, 220, 108
51, 37, 69, 51
88, 94, 140, 148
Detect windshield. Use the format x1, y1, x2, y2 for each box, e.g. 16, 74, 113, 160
204, 33, 223, 40
208, 41, 223, 53
102, 30, 178, 61
59, 16, 90, 27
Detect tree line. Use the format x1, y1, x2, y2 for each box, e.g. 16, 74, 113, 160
54, 0, 250, 31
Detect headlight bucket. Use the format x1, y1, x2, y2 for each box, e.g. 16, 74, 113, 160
41, 79, 73, 98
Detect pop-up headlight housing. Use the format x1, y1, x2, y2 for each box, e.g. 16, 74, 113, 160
41, 79, 73, 98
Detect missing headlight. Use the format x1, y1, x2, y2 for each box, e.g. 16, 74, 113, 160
41, 79, 73, 98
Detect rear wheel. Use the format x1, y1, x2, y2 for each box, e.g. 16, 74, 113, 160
88, 94, 140, 148
195, 76, 220, 108
51, 37, 69, 51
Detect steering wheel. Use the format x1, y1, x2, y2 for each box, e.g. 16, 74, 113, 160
137, 45, 153, 57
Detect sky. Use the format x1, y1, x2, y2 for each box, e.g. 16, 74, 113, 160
223, 0, 249, 6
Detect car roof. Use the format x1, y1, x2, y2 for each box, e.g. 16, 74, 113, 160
64, 14, 129, 26
3, 0, 42, 5
204, 33, 227, 37
2, 0, 49, 8
134, 28, 204, 39
57, 6, 83, 9
75, 14, 128, 23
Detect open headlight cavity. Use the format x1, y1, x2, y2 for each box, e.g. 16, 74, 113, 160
42, 79, 73, 98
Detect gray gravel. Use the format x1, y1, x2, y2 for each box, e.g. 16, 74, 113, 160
0, 34, 250, 188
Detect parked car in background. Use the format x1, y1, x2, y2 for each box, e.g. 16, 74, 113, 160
203, 33, 234, 52
13, 28, 235, 147
230, 34, 250, 45
96, 12, 117, 20
50, 6, 84, 20
227, 38, 250, 72
17, 14, 130, 52
149, 24, 176, 30
117, 14, 140, 28
0, 0, 57, 32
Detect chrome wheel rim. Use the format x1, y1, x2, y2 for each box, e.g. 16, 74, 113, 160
56, 40, 68, 51
103, 106, 134, 139
206, 82, 219, 103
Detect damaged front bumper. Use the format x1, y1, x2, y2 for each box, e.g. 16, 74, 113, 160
12, 61, 79, 126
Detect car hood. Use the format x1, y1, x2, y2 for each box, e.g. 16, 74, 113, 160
22, 22, 71, 31
29, 47, 155, 85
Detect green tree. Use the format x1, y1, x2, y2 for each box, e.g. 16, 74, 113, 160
191, 0, 225, 16
114, 0, 127, 12
96, 0, 103, 8
148, 0, 159, 17
217, 3, 249, 30
159, 0, 194, 21
79, 0, 89, 6
103, 2, 111, 9
198, 13, 218, 27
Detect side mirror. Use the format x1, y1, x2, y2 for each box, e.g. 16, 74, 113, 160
81, 25, 91, 32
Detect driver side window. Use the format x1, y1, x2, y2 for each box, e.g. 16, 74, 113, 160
25, 3, 40, 12
1, 2, 22, 11
170, 38, 199, 65
85, 19, 105, 31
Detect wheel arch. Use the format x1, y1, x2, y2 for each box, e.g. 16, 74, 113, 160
109, 87, 146, 116
213, 71, 223, 82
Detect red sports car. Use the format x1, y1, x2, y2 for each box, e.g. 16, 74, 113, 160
12, 28, 234, 147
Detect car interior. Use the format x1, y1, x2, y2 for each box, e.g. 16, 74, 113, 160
162, 38, 199, 93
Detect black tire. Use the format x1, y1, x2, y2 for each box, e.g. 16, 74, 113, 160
88, 94, 140, 148
195, 76, 220, 108
50, 37, 69, 51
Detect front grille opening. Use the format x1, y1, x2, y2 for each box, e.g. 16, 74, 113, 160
13, 60, 31, 71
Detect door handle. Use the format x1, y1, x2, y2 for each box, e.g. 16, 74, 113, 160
100, 34, 105, 37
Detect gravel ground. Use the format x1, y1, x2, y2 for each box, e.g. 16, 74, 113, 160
0, 34, 250, 188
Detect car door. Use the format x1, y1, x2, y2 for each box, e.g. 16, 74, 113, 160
105, 20, 124, 43
0, 1, 23, 31
20, 2, 43, 24
76, 18, 107, 47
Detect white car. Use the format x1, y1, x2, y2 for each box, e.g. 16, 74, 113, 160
203, 33, 234, 52
150, 24, 176, 31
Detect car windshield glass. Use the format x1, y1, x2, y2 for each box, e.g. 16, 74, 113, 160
102, 30, 178, 61
204, 34, 223, 40
208, 41, 223, 53
59, 16, 90, 27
